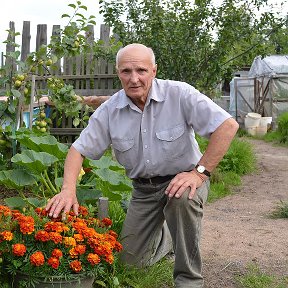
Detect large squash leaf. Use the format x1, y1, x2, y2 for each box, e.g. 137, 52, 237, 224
16, 134, 68, 159
11, 150, 59, 173
0, 169, 36, 189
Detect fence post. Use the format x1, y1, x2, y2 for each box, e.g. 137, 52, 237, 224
98, 197, 109, 219
21, 21, 31, 62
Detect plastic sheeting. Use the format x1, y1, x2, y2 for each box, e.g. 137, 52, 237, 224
229, 77, 254, 121
248, 55, 288, 77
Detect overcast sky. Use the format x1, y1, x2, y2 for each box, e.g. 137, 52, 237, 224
1, 0, 287, 56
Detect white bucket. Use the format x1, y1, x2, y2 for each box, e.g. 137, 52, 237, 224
245, 113, 262, 128
259, 117, 272, 127
247, 126, 257, 136
256, 126, 267, 136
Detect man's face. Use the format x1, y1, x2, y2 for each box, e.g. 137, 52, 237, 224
117, 47, 157, 103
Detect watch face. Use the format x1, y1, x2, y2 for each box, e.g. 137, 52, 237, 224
197, 165, 205, 173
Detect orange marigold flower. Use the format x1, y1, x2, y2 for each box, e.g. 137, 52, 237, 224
63, 237, 76, 247
115, 241, 123, 252
0, 231, 13, 241
0, 205, 12, 216
108, 230, 118, 239
35, 230, 50, 242
30, 251, 45, 266
78, 206, 89, 217
104, 253, 114, 264
69, 247, 78, 258
101, 217, 112, 227
74, 244, 86, 255
12, 243, 26, 256
18, 216, 35, 234
72, 219, 87, 233
74, 233, 84, 242
44, 222, 69, 233
69, 260, 82, 273
81, 227, 98, 238
49, 232, 62, 244
35, 207, 48, 217
93, 244, 112, 257
87, 253, 100, 266
47, 257, 60, 269
51, 248, 63, 259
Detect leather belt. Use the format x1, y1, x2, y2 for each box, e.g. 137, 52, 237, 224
133, 175, 175, 185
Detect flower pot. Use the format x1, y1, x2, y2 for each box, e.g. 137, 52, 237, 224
12, 273, 95, 288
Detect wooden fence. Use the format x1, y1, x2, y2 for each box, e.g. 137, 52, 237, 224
2, 21, 121, 143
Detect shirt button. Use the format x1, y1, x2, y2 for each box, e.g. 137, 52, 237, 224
144, 145, 148, 149
143, 129, 147, 133
146, 160, 150, 163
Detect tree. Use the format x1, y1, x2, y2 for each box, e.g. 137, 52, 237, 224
99, 0, 286, 94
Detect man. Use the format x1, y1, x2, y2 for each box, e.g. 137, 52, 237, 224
46, 43, 239, 287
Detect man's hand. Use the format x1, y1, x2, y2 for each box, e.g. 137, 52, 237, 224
46, 190, 79, 219
165, 171, 205, 200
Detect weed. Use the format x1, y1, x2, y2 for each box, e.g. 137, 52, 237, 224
270, 201, 288, 219
236, 264, 288, 288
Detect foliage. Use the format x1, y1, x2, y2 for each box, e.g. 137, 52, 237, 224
0, 1, 121, 134
277, 112, 288, 143
270, 201, 288, 219
208, 170, 241, 202
197, 135, 256, 176
99, 0, 286, 93
0, 128, 132, 209
112, 258, 174, 288
0, 204, 122, 285
236, 264, 288, 288
217, 138, 256, 175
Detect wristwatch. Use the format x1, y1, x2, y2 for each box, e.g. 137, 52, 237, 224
195, 164, 211, 177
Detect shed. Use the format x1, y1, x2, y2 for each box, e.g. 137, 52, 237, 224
229, 55, 288, 126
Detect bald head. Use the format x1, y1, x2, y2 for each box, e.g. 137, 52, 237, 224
116, 44, 155, 69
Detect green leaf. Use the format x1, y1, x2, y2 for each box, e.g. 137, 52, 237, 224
11, 89, 21, 98
79, 5, 87, 11
55, 177, 63, 188
94, 280, 107, 287
11, 150, 59, 173
61, 14, 70, 18
16, 134, 68, 159
0, 169, 36, 189
76, 188, 102, 204
26, 197, 46, 208
4, 197, 26, 209
68, 4, 76, 9
88, 156, 123, 170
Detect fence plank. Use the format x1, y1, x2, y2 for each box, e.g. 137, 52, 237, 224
21, 21, 31, 62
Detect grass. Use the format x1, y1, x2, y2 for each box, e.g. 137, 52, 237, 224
236, 264, 288, 288
270, 201, 288, 219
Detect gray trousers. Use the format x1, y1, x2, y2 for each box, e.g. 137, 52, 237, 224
120, 179, 209, 288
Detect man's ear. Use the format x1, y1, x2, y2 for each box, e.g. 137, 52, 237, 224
153, 64, 157, 77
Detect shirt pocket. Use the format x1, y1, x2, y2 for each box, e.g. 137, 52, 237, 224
112, 138, 136, 169
156, 123, 188, 161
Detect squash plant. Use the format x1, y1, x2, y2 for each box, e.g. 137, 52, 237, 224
0, 128, 132, 209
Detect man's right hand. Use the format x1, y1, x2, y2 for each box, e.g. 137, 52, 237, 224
46, 190, 79, 219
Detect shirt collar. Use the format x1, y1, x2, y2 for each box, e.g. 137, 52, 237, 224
115, 79, 164, 110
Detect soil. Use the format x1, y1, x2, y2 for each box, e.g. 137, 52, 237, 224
202, 139, 288, 287
1, 139, 287, 287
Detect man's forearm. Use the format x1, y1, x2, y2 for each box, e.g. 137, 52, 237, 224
61, 146, 84, 192
198, 118, 239, 173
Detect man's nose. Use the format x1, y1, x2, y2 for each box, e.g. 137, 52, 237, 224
130, 71, 139, 83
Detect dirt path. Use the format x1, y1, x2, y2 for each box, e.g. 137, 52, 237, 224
202, 139, 288, 287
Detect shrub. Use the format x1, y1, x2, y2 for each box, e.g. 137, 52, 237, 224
217, 138, 256, 175
277, 112, 288, 143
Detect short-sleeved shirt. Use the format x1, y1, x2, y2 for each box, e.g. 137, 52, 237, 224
73, 78, 232, 179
